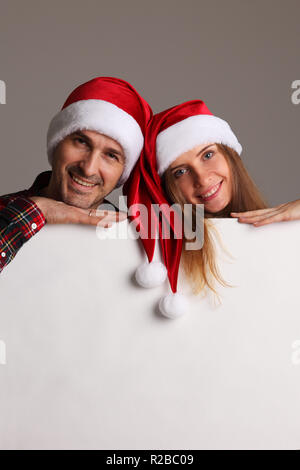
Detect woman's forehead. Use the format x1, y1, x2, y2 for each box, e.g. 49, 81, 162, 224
170, 143, 218, 167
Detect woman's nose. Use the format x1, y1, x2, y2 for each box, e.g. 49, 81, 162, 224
192, 167, 211, 188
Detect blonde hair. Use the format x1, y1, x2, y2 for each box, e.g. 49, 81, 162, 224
161, 144, 269, 300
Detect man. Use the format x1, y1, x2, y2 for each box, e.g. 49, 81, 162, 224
0, 76, 152, 273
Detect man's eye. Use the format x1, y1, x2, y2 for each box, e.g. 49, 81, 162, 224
203, 151, 214, 160
107, 152, 118, 161
74, 137, 88, 146
174, 168, 187, 178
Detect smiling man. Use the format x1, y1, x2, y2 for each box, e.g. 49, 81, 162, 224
0, 76, 152, 273
37, 129, 126, 212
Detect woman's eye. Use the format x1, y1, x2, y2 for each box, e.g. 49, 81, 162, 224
174, 168, 187, 178
203, 151, 214, 160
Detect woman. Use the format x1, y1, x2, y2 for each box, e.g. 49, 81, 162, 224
124, 100, 300, 318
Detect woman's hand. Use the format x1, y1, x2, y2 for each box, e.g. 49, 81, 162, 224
230, 199, 300, 227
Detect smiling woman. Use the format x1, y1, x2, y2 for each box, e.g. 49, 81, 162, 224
166, 143, 234, 213
161, 139, 269, 302
163, 141, 268, 218
124, 99, 299, 318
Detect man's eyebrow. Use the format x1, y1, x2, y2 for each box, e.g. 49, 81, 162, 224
105, 146, 125, 160
72, 131, 124, 159
170, 144, 215, 171
73, 130, 92, 144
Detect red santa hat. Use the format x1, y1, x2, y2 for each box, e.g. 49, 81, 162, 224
123, 99, 242, 319
47, 76, 152, 186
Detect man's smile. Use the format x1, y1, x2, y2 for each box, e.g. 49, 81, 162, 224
68, 171, 99, 192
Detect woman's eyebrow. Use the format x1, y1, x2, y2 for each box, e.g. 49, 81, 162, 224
170, 144, 216, 171
196, 144, 215, 156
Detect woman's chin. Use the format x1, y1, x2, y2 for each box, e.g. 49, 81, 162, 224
204, 203, 224, 213
204, 201, 230, 216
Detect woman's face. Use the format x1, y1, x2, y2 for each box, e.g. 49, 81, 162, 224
167, 143, 232, 214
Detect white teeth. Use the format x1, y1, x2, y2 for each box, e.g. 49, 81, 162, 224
201, 181, 222, 198
71, 174, 96, 187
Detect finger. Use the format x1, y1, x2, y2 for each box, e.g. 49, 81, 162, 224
87, 209, 127, 221
237, 213, 276, 223
252, 213, 287, 227
77, 209, 124, 222
237, 206, 287, 223
95, 210, 127, 221
76, 213, 111, 226
231, 207, 275, 217
97, 221, 113, 228
82, 211, 127, 226
69, 207, 124, 226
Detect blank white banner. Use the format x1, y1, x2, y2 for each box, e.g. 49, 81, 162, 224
0, 218, 300, 450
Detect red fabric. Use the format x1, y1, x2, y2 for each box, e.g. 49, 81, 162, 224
0, 172, 49, 273
62, 76, 152, 133
124, 100, 213, 294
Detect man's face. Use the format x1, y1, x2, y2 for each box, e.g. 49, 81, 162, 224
48, 130, 125, 209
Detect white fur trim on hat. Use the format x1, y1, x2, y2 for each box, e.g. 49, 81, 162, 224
47, 99, 144, 186
156, 114, 242, 176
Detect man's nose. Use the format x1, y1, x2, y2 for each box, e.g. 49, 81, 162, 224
78, 149, 101, 178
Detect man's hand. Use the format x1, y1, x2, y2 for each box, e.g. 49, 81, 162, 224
231, 199, 300, 227
29, 196, 127, 227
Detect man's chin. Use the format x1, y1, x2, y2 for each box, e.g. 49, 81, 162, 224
64, 198, 93, 210
62, 192, 105, 210
62, 180, 109, 208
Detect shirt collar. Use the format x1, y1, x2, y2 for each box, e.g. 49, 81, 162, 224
27, 170, 52, 196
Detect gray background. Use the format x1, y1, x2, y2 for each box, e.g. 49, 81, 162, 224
0, 0, 299, 206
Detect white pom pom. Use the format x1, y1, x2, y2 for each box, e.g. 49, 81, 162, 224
159, 293, 188, 319
135, 261, 167, 288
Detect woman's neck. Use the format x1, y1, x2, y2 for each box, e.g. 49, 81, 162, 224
205, 204, 232, 218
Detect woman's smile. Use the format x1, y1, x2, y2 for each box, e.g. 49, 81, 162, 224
198, 180, 223, 201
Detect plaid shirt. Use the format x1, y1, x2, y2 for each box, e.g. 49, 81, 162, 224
0, 170, 116, 273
